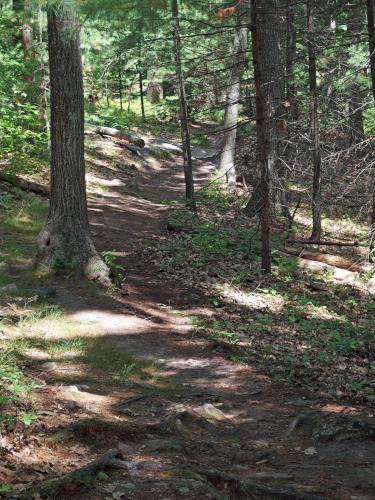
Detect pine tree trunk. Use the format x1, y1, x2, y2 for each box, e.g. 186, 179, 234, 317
245, 0, 285, 223
251, 0, 283, 273
171, 0, 195, 209
307, 0, 322, 242
367, 0, 375, 102
36, 0, 110, 285
348, 4, 365, 145
139, 71, 145, 119
286, 0, 297, 121
218, 3, 249, 187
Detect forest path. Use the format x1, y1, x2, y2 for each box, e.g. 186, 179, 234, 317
29, 130, 375, 499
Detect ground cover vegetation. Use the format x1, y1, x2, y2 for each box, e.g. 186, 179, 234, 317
0, 0, 375, 498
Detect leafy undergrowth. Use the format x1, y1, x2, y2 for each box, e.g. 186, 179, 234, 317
148, 183, 375, 404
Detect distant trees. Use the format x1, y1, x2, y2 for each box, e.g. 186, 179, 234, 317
36, 0, 110, 284
218, 1, 249, 186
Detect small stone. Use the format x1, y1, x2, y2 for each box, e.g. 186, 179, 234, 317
303, 447, 317, 456
41, 362, 58, 370
0, 284, 18, 295
64, 400, 80, 410
193, 403, 227, 422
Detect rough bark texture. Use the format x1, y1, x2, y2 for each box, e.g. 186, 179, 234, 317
245, 0, 286, 220
36, 0, 110, 285
171, 0, 195, 209
250, 0, 283, 273
286, 0, 298, 121
348, 4, 365, 145
218, 3, 248, 186
367, 0, 375, 103
307, 0, 322, 242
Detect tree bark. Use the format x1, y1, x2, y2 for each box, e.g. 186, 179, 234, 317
171, 0, 195, 209
348, 4, 365, 145
250, 0, 283, 273
245, 0, 286, 221
36, 0, 110, 285
286, 0, 298, 121
367, 0, 375, 260
367, 0, 375, 103
218, 2, 249, 186
139, 71, 145, 119
307, 0, 322, 242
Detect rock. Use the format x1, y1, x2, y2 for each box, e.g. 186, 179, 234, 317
36, 287, 58, 299
191, 147, 218, 160
64, 400, 80, 411
0, 283, 18, 295
193, 403, 227, 422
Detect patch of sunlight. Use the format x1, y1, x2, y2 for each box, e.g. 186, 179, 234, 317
70, 309, 151, 334
19, 306, 103, 340
218, 285, 284, 312
301, 303, 347, 321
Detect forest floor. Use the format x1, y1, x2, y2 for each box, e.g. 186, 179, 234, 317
0, 126, 374, 499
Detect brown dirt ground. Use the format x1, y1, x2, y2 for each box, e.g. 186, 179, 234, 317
2, 130, 375, 499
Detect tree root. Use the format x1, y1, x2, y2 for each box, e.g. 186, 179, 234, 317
22, 448, 126, 498
181, 466, 324, 500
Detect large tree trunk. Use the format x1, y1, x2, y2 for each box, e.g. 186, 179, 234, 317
251, 0, 283, 273
307, 0, 322, 242
171, 0, 195, 209
217, 2, 249, 186
348, 3, 365, 145
36, 0, 110, 285
245, 0, 286, 220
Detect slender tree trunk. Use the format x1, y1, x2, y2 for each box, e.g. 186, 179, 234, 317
307, 0, 322, 242
348, 4, 365, 145
367, 0, 375, 102
171, 0, 195, 209
251, 0, 283, 273
286, 0, 297, 120
139, 71, 145, 119
367, 0, 375, 259
118, 66, 123, 111
36, 0, 110, 285
218, 2, 249, 186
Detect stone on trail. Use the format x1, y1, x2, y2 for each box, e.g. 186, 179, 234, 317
193, 403, 227, 422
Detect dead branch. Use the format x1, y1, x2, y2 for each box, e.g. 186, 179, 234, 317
87, 125, 145, 148
287, 239, 360, 247
0, 173, 49, 197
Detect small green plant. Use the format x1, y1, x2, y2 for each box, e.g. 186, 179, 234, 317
101, 249, 125, 283
19, 412, 38, 426
0, 484, 12, 494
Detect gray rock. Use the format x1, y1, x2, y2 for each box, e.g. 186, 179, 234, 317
0, 284, 18, 295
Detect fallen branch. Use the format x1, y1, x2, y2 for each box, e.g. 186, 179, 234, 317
282, 246, 369, 273
88, 125, 145, 148
287, 239, 360, 247
0, 173, 49, 197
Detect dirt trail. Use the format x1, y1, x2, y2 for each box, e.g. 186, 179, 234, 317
16, 133, 375, 499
